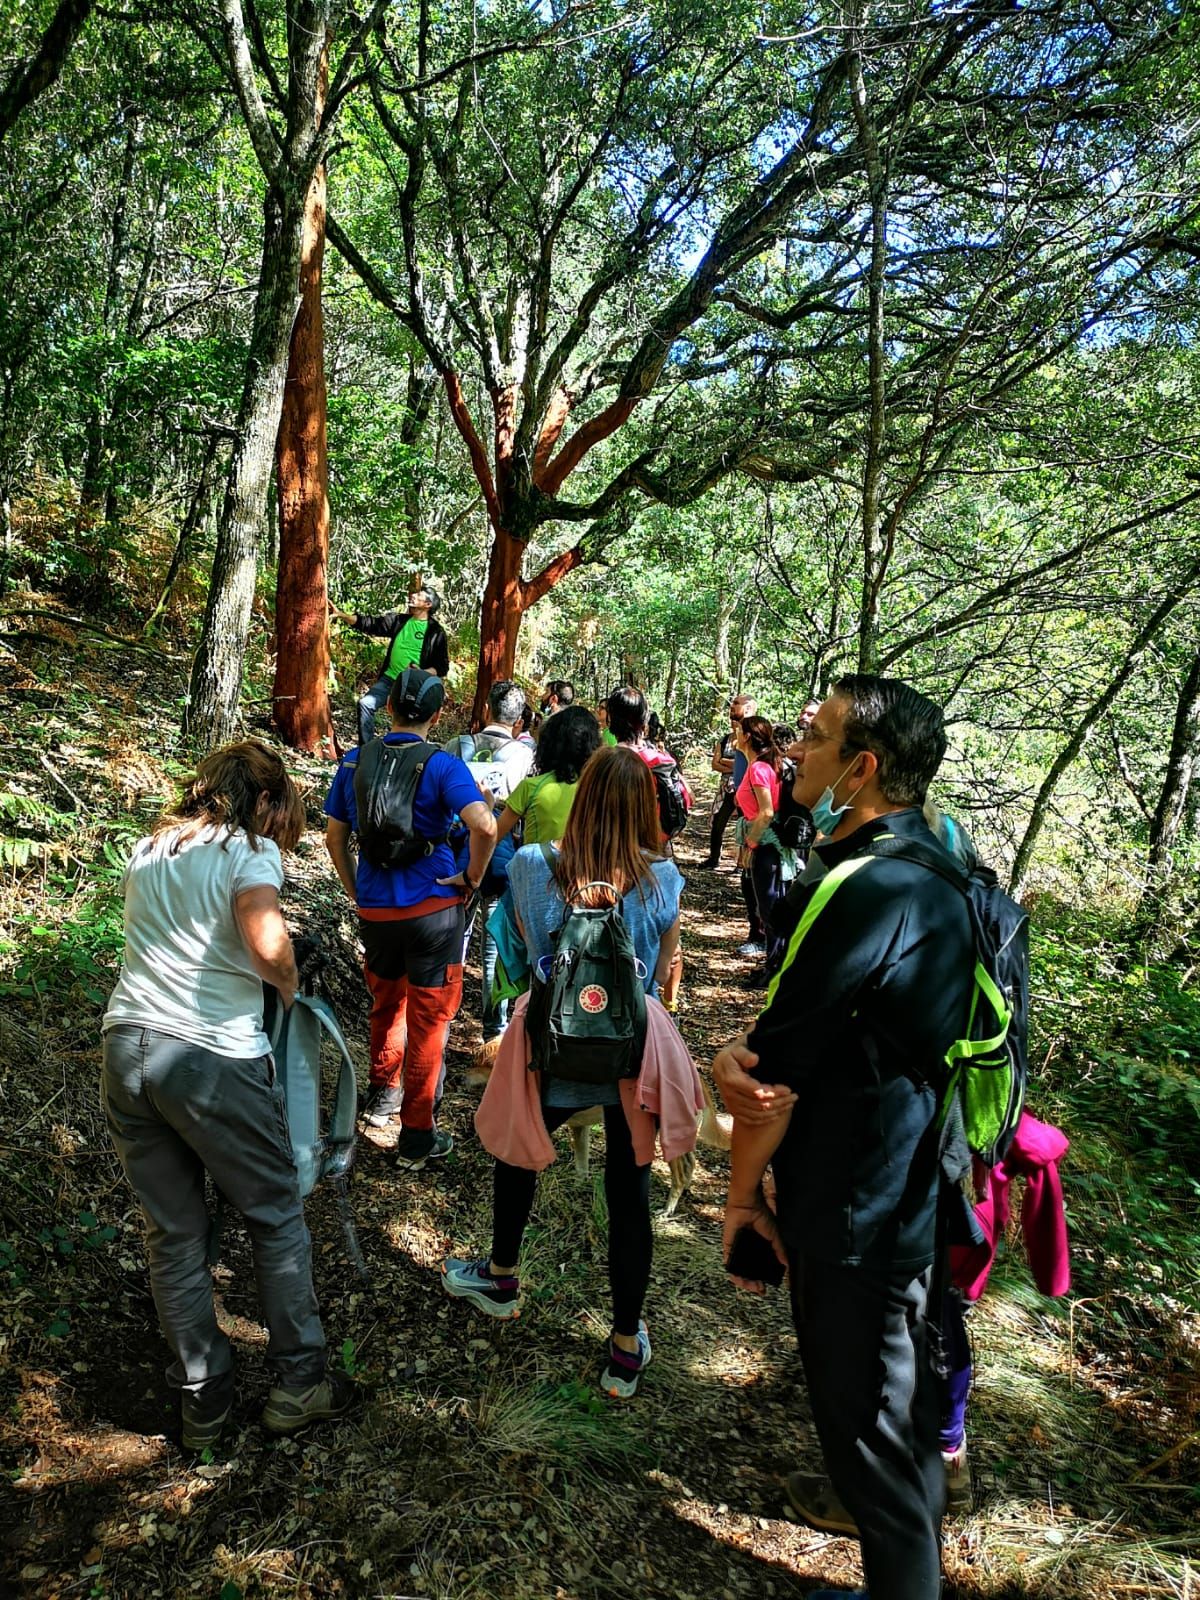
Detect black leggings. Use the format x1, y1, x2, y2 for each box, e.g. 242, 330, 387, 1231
750, 843, 785, 973
709, 789, 737, 858
492, 1102, 652, 1337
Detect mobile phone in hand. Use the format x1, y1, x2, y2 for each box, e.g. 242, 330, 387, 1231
724, 1224, 786, 1287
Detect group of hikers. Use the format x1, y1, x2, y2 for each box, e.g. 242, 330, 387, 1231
99, 580, 1071, 1600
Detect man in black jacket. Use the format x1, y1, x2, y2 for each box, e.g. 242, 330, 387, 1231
334, 586, 451, 746
713, 675, 974, 1600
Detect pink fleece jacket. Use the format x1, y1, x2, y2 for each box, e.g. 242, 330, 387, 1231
474, 992, 705, 1170
951, 1110, 1072, 1302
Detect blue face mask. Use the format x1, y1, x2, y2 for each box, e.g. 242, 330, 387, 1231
810, 759, 860, 836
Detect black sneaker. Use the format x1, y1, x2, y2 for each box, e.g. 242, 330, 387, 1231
361, 1084, 404, 1128
392, 1128, 454, 1171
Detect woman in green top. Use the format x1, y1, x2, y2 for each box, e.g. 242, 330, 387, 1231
496, 706, 601, 846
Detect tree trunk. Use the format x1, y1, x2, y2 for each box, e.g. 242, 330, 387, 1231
183, 183, 306, 748
663, 637, 680, 720
1132, 645, 1200, 942
471, 527, 525, 725
272, 123, 336, 755
1147, 646, 1200, 873
1009, 563, 1200, 898
144, 435, 221, 633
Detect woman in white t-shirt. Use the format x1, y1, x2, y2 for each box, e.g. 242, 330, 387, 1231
101, 742, 354, 1451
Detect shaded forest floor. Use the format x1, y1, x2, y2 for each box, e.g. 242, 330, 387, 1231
1, 610, 1199, 1599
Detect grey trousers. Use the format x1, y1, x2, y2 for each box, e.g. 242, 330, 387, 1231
102, 1025, 327, 1402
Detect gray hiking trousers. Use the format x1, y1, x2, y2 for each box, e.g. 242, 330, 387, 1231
102, 1025, 327, 1402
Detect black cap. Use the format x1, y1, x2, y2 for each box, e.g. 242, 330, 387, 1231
389, 667, 445, 721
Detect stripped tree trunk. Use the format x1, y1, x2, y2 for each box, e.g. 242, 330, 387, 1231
184, 183, 306, 748
272, 44, 337, 758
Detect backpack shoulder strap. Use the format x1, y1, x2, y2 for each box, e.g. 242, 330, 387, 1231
763, 856, 872, 1006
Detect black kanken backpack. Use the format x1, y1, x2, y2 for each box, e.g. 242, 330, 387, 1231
527, 845, 648, 1084
775, 759, 815, 854
650, 757, 690, 840
353, 739, 448, 870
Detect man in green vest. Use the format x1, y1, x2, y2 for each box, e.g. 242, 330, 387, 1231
333, 586, 452, 746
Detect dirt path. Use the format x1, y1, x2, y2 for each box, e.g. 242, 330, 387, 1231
1, 643, 1195, 1600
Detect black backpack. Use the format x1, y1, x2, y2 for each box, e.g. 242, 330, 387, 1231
352, 739, 448, 870
868, 834, 1030, 1176
526, 844, 647, 1085
650, 757, 691, 840
775, 759, 815, 854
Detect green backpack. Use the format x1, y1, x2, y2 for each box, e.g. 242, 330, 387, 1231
526, 844, 648, 1085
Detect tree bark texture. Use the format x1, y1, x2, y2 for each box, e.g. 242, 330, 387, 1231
272, 71, 336, 756
473, 528, 525, 720
184, 184, 306, 748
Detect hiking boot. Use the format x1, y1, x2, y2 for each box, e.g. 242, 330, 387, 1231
360, 1084, 404, 1128
784, 1472, 859, 1536
441, 1256, 521, 1318
806, 1591, 869, 1598
181, 1387, 232, 1453
600, 1320, 652, 1399
698, 856, 721, 870
943, 1435, 972, 1515
262, 1372, 358, 1436
736, 940, 766, 957
392, 1128, 453, 1171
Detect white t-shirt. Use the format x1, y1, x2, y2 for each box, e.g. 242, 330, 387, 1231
102, 824, 284, 1058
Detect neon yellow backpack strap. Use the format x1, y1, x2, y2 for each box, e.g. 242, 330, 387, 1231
763, 857, 872, 1009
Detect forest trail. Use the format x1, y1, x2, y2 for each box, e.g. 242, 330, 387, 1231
1, 625, 1197, 1599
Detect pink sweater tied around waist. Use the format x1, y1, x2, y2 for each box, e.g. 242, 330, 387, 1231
474, 992, 705, 1171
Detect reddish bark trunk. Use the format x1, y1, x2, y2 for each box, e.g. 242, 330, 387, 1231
272, 149, 337, 757
471, 528, 525, 726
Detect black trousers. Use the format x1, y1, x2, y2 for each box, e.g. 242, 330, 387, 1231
492, 1102, 652, 1337
789, 1251, 944, 1600
749, 843, 785, 972
740, 868, 764, 943
708, 789, 737, 859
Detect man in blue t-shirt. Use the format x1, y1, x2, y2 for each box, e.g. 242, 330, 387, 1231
324, 668, 496, 1168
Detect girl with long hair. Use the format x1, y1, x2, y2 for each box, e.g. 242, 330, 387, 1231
442, 746, 685, 1397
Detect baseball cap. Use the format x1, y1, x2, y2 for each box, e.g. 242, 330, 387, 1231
388, 667, 445, 721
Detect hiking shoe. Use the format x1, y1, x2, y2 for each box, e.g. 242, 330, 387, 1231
943, 1435, 972, 1515
698, 857, 721, 870
181, 1390, 232, 1453
806, 1591, 869, 1598
784, 1472, 859, 1536
441, 1256, 521, 1318
392, 1128, 453, 1170
600, 1320, 652, 1399
736, 940, 766, 957
262, 1372, 358, 1435
360, 1084, 404, 1128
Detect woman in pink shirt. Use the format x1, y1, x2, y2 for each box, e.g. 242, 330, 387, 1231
735, 715, 785, 987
